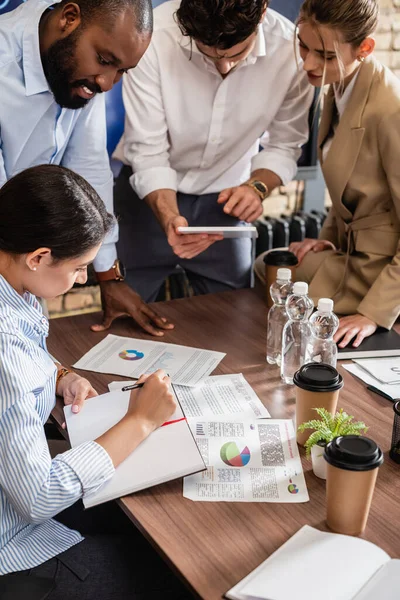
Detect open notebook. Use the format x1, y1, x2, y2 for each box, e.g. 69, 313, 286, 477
226, 525, 400, 600
64, 390, 206, 508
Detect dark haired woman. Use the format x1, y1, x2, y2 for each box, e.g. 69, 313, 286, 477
256, 0, 400, 349
0, 165, 190, 599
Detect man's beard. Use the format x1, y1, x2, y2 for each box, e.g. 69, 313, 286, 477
42, 29, 102, 110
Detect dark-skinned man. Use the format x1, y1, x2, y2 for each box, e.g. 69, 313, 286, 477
0, 0, 174, 336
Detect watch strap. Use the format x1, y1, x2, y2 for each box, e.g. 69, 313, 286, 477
95, 260, 125, 282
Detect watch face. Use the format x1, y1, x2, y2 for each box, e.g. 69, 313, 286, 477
254, 181, 267, 194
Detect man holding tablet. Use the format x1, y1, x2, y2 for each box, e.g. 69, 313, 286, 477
114, 0, 312, 302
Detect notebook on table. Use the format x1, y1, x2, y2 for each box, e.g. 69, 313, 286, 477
337, 329, 400, 360
64, 389, 206, 508
226, 525, 400, 600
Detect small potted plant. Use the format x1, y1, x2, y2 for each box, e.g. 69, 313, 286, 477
298, 408, 368, 479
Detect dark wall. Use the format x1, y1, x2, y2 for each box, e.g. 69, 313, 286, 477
1, 0, 303, 21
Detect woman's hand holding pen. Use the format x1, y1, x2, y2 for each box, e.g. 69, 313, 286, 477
127, 370, 177, 436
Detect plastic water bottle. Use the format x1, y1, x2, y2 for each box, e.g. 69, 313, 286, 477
266, 268, 293, 366
281, 281, 314, 384
305, 298, 339, 367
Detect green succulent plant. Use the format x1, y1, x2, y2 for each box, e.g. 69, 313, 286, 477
298, 407, 368, 458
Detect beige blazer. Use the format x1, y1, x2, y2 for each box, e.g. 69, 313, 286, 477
299, 56, 400, 329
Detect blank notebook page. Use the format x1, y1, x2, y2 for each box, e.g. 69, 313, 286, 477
232, 526, 389, 600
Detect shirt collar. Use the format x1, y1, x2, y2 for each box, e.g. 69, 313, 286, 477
22, 0, 62, 97
333, 69, 360, 119
0, 275, 49, 336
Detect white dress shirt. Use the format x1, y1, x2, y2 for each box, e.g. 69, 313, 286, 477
0, 0, 117, 271
114, 1, 313, 199
322, 71, 360, 162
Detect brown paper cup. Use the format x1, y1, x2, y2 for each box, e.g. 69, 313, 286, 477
295, 388, 340, 446
326, 464, 379, 536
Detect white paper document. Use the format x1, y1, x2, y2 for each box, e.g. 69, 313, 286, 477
64, 390, 205, 508
183, 419, 309, 502
110, 374, 271, 421
343, 363, 400, 400
73, 334, 225, 387
353, 357, 400, 385
226, 525, 392, 600
175, 374, 271, 420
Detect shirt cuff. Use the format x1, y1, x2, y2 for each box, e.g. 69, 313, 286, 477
130, 167, 177, 199
251, 150, 299, 186
93, 235, 118, 272
56, 440, 115, 498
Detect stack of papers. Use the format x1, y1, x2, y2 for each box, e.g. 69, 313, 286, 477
110, 375, 309, 504
344, 358, 400, 402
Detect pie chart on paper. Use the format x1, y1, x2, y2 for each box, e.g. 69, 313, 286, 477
119, 349, 144, 361
220, 442, 251, 467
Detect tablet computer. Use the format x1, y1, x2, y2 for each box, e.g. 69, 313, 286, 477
176, 226, 258, 239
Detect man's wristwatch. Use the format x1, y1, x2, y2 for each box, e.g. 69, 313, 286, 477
243, 180, 269, 200
95, 259, 126, 283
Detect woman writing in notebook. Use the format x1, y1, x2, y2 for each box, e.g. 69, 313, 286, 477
0, 165, 189, 599
257, 0, 400, 348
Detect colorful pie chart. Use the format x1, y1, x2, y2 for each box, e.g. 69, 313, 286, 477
119, 349, 144, 361
220, 442, 251, 467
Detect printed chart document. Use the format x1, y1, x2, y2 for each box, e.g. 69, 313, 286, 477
73, 334, 225, 386
183, 419, 308, 503
353, 357, 400, 385
343, 363, 400, 401
109, 374, 270, 420
226, 525, 399, 600
64, 390, 206, 508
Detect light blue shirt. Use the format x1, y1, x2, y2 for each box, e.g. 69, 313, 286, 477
0, 275, 115, 574
0, 0, 117, 271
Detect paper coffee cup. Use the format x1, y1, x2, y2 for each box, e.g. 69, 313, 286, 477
293, 363, 343, 446
264, 250, 298, 309
324, 436, 384, 536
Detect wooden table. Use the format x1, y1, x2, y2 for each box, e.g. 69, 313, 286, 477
48, 289, 400, 600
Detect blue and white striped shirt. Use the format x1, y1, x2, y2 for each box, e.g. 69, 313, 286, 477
0, 275, 115, 574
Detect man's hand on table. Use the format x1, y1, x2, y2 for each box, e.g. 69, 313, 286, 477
91, 281, 174, 336
334, 314, 378, 348
166, 215, 223, 259
217, 185, 264, 222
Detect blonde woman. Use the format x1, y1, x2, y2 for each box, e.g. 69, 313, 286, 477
256, 0, 400, 349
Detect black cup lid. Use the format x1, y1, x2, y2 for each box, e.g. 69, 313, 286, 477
263, 250, 298, 267
324, 436, 384, 471
293, 363, 343, 392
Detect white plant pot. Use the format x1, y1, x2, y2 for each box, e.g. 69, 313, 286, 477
311, 443, 327, 480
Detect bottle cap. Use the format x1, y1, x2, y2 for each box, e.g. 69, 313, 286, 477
293, 363, 343, 393
293, 281, 308, 295
324, 436, 384, 472
263, 250, 298, 267
318, 298, 334, 313
276, 268, 291, 281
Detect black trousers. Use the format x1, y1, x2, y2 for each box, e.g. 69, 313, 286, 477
114, 166, 253, 303
0, 501, 193, 600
